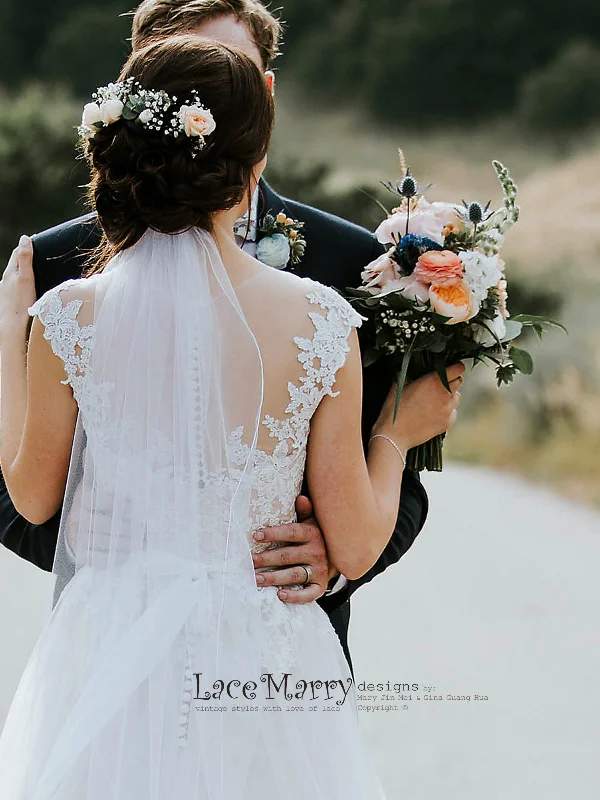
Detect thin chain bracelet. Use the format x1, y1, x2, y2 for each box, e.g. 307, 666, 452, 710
369, 434, 407, 468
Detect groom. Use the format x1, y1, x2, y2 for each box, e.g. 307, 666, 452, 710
0, 0, 444, 671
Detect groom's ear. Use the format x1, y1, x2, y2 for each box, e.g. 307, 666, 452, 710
265, 70, 276, 96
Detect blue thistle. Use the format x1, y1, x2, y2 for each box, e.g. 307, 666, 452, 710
399, 170, 418, 199
393, 234, 443, 275
461, 198, 493, 240
467, 202, 484, 224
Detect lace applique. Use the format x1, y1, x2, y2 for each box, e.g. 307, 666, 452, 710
28, 280, 115, 422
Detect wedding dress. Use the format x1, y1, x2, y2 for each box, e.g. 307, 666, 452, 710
0, 228, 386, 799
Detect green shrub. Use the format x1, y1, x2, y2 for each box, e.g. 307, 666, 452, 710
0, 85, 88, 267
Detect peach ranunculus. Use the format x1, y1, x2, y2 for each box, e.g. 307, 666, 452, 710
429, 281, 475, 324
361, 252, 399, 292
179, 105, 217, 138
414, 250, 464, 287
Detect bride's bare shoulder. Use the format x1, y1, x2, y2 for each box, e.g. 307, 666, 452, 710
248, 266, 325, 307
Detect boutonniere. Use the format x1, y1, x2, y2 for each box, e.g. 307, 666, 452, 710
256, 211, 306, 271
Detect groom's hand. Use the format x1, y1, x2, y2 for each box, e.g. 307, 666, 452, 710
251, 495, 333, 604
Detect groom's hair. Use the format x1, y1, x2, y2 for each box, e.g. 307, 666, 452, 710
131, 0, 282, 68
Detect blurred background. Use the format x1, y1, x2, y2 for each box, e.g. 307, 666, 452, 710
2, 0, 599, 504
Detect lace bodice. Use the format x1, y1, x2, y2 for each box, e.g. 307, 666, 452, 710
29, 276, 363, 547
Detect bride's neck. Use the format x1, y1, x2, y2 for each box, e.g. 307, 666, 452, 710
211, 206, 240, 248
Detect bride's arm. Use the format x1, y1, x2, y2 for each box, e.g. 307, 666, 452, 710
1, 312, 77, 525
0, 242, 78, 525
306, 328, 462, 581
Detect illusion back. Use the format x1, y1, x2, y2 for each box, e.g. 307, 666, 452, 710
29, 236, 362, 565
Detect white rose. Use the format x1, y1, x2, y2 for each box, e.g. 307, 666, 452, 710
81, 102, 103, 130
472, 313, 507, 347
256, 234, 291, 269
138, 109, 154, 125
100, 98, 124, 125
179, 105, 217, 138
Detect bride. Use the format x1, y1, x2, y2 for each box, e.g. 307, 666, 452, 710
0, 35, 463, 799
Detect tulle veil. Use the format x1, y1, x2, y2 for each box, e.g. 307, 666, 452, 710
6, 228, 270, 797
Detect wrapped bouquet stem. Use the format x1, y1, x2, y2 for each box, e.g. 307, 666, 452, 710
348, 155, 565, 472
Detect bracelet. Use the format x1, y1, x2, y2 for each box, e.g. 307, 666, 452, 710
369, 434, 407, 467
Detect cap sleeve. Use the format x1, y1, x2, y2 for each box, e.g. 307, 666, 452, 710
296, 281, 364, 400
28, 280, 96, 400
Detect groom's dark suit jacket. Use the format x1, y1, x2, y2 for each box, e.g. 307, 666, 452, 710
0, 180, 428, 672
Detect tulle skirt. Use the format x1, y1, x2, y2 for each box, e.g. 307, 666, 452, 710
0, 555, 386, 800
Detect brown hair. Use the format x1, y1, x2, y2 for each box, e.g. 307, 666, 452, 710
83, 34, 274, 274
131, 0, 282, 68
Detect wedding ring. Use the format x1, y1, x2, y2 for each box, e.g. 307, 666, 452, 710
300, 564, 313, 587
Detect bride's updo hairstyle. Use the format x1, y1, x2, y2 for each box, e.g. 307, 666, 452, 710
84, 34, 274, 272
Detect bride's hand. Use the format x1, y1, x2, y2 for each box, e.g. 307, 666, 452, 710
372, 362, 466, 452
0, 236, 36, 342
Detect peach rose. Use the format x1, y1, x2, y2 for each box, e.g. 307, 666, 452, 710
179, 105, 217, 138
429, 281, 474, 324
414, 250, 464, 287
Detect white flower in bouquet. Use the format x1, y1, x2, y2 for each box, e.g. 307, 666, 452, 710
459, 250, 504, 307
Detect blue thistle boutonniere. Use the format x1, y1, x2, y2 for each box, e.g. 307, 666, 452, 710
256, 211, 306, 271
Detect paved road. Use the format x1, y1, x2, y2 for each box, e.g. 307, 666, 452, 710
350, 464, 600, 798
1, 463, 599, 797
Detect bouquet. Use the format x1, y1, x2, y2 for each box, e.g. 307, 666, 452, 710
347, 153, 565, 472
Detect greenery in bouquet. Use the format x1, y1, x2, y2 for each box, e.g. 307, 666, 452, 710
347, 154, 566, 472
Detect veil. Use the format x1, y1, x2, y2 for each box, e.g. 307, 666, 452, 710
30, 228, 269, 798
